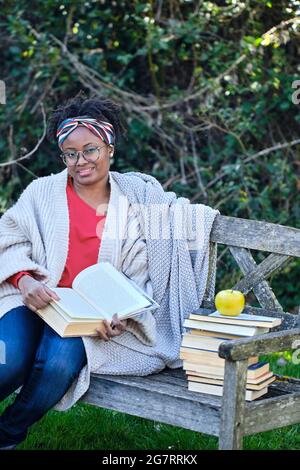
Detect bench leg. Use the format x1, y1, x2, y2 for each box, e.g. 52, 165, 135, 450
219, 359, 248, 450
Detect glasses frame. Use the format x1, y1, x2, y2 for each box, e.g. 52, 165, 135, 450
59, 144, 109, 166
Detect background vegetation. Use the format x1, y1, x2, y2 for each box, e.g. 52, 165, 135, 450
1, 0, 299, 306
1, 0, 299, 312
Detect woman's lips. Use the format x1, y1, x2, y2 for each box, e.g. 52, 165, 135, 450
77, 167, 95, 177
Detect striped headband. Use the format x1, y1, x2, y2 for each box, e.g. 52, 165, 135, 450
56, 116, 115, 148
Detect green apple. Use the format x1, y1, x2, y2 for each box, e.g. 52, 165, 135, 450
215, 289, 245, 316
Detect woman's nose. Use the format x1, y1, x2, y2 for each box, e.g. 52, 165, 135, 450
76, 151, 87, 165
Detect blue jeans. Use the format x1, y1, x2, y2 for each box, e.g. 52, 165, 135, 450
0, 306, 87, 447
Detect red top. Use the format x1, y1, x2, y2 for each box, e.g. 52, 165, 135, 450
7, 175, 107, 289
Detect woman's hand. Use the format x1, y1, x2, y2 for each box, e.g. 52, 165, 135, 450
18, 275, 60, 312
96, 314, 127, 341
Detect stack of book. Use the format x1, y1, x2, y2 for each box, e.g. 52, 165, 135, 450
181, 310, 282, 401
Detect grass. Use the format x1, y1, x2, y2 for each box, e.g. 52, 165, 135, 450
1, 352, 299, 450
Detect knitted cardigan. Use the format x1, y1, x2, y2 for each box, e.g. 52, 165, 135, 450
0, 168, 219, 410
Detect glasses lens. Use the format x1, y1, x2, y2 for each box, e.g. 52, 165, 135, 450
83, 147, 100, 162
60, 151, 78, 166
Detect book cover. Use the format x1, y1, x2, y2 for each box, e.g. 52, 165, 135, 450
183, 360, 269, 379
187, 381, 268, 401
189, 310, 282, 328
181, 333, 230, 351
187, 329, 241, 340
185, 369, 274, 385
180, 347, 258, 366
187, 373, 275, 390
183, 318, 269, 336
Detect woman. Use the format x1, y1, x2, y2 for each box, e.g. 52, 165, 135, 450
0, 94, 219, 449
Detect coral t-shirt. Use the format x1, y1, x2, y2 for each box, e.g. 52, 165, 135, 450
7, 175, 107, 288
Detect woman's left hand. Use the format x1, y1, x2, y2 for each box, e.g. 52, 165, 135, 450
96, 314, 127, 341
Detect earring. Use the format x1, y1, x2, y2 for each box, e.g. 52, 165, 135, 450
110, 154, 115, 165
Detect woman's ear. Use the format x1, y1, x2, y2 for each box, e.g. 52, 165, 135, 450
109, 145, 114, 157
108, 145, 115, 164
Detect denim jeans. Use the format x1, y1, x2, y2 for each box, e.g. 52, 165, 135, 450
0, 306, 87, 447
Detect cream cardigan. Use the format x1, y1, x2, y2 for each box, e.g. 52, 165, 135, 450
0, 168, 219, 410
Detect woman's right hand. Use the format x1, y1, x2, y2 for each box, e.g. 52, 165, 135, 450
18, 275, 60, 312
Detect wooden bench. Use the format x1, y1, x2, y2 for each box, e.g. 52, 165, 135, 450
81, 215, 300, 450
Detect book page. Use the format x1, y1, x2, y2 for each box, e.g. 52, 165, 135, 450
208, 310, 280, 322
50, 288, 105, 320
72, 262, 154, 320
183, 318, 269, 336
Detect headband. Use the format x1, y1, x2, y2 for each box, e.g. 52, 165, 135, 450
56, 116, 115, 149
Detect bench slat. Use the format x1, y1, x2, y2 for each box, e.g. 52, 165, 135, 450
82, 370, 221, 436
210, 215, 300, 257
218, 328, 300, 360
230, 247, 289, 310
244, 381, 300, 435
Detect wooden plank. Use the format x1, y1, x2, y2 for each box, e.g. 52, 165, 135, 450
200, 303, 298, 330
269, 375, 300, 392
86, 370, 221, 407
244, 391, 300, 435
218, 328, 300, 361
203, 242, 218, 303
219, 359, 247, 450
232, 251, 290, 305
229, 247, 288, 310
82, 372, 222, 436
134, 370, 188, 388
161, 367, 188, 378
210, 215, 300, 257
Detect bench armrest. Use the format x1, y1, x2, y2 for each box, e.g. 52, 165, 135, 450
218, 328, 300, 361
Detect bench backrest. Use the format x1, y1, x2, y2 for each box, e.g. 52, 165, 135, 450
193, 215, 300, 330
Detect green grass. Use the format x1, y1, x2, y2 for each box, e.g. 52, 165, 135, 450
1, 352, 299, 450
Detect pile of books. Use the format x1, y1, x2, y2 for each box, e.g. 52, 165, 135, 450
180, 310, 282, 401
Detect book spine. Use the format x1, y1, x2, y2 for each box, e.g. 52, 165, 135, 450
183, 319, 257, 336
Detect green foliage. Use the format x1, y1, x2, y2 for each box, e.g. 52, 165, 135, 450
0, 0, 299, 308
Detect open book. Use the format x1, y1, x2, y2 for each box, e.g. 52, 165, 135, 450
36, 262, 160, 337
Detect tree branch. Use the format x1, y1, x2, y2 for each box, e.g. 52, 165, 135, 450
0, 103, 47, 168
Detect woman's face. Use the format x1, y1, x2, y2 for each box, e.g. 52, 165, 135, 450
61, 126, 114, 186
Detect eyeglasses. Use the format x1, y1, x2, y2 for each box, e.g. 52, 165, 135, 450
59, 145, 108, 166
